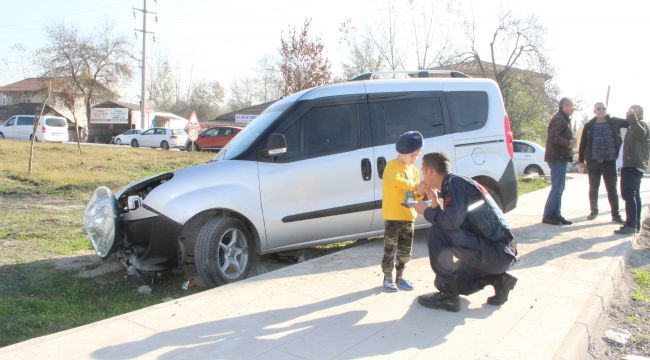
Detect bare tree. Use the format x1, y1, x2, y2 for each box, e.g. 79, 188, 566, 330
449, 8, 553, 140
36, 22, 133, 124
409, 0, 459, 69
255, 54, 283, 102
147, 59, 180, 112
454, 9, 550, 94
339, 19, 385, 79
227, 77, 258, 112
368, 5, 406, 71
0, 43, 36, 83
172, 80, 225, 120
279, 19, 332, 94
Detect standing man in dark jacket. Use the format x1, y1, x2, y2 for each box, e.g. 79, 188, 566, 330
615, 105, 649, 235
542, 97, 577, 225
578, 102, 628, 223
414, 152, 517, 312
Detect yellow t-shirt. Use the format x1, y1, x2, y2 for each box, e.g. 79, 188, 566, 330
382, 159, 421, 221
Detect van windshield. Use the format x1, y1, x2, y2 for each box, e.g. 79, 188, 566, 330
45, 117, 67, 127
214, 90, 306, 161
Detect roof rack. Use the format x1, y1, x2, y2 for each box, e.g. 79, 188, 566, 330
350, 70, 470, 81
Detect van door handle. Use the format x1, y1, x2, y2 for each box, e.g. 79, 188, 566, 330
361, 158, 372, 181
377, 157, 387, 179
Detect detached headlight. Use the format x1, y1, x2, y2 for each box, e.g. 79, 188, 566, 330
84, 186, 118, 258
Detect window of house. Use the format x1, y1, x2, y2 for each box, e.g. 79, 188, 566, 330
369, 95, 445, 146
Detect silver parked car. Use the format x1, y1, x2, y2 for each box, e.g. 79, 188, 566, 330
84, 70, 519, 287
130, 127, 188, 150
113, 129, 142, 145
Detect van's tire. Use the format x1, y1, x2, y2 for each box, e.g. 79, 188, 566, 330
161, 141, 170, 150
131, 139, 139, 148
195, 217, 253, 287
524, 165, 543, 175
115, 138, 121, 145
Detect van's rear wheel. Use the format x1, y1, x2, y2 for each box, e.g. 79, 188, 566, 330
524, 165, 543, 175
195, 217, 253, 287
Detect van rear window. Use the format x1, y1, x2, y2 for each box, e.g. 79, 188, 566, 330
446, 91, 489, 133
45, 118, 67, 127
172, 129, 186, 135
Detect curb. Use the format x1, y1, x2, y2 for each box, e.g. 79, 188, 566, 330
553, 196, 650, 360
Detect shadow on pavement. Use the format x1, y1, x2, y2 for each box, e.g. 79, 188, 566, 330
91, 287, 497, 360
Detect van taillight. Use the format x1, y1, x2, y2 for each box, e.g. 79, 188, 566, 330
170, 135, 177, 139
504, 114, 514, 159
42, 126, 46, 133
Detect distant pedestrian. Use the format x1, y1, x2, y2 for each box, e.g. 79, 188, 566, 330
380, 131, 425, 292
578, 102, 627, 223
414, 152, 517, 312
542, 97, 577, 225
615, 105, 649, 235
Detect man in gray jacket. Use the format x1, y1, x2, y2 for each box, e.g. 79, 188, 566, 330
615, 105, 649, 235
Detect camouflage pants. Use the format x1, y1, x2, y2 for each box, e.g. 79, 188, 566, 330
381, 220, 414, 279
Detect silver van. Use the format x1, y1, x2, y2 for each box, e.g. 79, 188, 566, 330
84, 71, 518, 286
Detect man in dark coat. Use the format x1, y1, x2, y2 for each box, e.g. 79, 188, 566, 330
414, 152, 517, 312
578, 102, 627, 223
542, 97, 576, 225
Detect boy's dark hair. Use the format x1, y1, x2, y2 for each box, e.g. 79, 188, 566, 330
422, 152, 450, 174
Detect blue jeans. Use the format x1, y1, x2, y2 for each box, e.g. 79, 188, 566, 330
620, 167, 643, 230
543, 161, 568, 219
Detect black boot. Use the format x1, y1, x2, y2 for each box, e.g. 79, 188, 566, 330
417, 283, 460, 312
487, 273, 517, 306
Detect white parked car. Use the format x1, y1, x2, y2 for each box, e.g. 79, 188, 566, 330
513, 140, 550, 175
0, 115, 69, 142
113, 129, 142, 145
84, 70, 519, 287
130, 127, 188, 150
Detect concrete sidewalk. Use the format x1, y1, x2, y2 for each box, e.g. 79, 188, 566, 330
2, 174, 649, 360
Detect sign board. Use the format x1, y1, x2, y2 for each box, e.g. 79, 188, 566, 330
91, 108, 129, 124
187, 111, 201, 142
235, 114, 257, 124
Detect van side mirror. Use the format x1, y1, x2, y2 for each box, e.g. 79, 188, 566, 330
267, 133, 287, 156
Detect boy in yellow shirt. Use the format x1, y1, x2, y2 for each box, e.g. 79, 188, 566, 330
381, 131, 425, 291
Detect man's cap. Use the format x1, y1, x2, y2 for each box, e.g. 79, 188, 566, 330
396, 131, 423, 154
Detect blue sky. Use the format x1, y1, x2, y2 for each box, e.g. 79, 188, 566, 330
1, 0, 648, 120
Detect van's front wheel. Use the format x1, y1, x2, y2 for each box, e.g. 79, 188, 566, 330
195, 217, 253, 287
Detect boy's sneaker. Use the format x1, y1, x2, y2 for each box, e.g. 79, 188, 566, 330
396, 278, 415, 291
383, 280, 399, 292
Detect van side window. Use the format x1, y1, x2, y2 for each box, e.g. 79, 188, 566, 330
4, 117, 16, 126
282, 103, 359, 160
369, 96, 445, 145
446, 91, 489, 133
17, 116, 35, 126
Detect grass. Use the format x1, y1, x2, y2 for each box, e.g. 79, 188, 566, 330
517, 174, 549, 196
631, 268, 650, 303
0, 140, 213, 201
0, 140, 212, 347
0, 139, 550, 347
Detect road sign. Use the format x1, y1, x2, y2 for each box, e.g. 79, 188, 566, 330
187, 111, 200, 142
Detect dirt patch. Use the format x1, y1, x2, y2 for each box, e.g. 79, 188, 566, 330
588, 232, 650, 359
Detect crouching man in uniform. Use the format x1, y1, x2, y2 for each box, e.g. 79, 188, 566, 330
414, 152, 518, 312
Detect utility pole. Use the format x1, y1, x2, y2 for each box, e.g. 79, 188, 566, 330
134, 0, 156, 130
